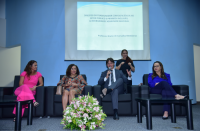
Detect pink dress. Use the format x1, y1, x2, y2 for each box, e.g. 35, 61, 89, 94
13, 71, 42, 116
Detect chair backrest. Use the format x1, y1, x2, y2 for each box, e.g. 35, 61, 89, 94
143, 74, 149, 85
13, 75, 44, 94
60, 74, 87, 82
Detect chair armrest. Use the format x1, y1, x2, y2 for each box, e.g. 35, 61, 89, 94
3, 87, 14, 95
140, 85, 150, 97
35, 86, 45, 116
45, 86, 56, 116
172, 85, 189, 96
0, 88, 3, 100
131, 85, 140, 98
131, 85, 140, 115
93, 85, 102, 105
83, 85, 92, 96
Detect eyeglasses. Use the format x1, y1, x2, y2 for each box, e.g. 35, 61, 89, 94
122, 53, 127, 54
153, 65, 160, 68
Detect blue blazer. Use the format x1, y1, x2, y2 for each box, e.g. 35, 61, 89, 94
98, 69, 131, 89
148, 72, 172, 88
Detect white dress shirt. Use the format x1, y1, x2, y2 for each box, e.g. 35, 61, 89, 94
104, 69, 132, 86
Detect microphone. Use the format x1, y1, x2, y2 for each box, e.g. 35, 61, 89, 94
108, 67, 112, 76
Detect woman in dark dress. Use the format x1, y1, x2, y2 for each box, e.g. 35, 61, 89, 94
116, 49, 135, 84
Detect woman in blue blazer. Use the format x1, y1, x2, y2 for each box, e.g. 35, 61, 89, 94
148, 61, 187, 119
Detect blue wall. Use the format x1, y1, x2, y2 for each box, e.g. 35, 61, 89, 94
6, 0, 200, 103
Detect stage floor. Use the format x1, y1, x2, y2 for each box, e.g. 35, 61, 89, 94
0, 104, 200, 131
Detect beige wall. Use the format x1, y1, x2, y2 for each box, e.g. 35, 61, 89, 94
0, 46, 21, 87
193, 44, 200, 102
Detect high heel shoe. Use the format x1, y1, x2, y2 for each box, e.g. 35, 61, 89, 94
13, 117, 16, 122
33, 102, 39, 107
162, 116, 168, 120
176, 95, 189, 100
184, 95, 189, 99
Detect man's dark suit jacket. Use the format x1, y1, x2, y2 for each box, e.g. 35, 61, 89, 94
98, 69, 131, 90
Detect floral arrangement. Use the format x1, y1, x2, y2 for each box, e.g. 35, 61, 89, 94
61, 94, 107, 131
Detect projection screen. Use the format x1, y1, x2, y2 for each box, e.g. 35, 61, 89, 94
65, 0, 150, 60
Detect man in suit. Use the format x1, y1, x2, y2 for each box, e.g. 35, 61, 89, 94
98, 58, 132, 120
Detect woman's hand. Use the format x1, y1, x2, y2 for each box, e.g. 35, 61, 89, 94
126, 69, 132, 77
65, 81, 72, 87
128, 62, 132, 66
30, 86, 37, 91
71, 83, 78, 87
120, 62, 125, 65
155, 83, 159, 86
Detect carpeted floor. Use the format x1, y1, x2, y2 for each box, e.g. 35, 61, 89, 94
0, 104, 200, 131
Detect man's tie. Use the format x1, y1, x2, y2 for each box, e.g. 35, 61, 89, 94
111, 70, 114, 85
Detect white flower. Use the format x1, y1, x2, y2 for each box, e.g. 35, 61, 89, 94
93, 102, 98, 105
79, 107, 84, 111
95, 114, 101, 120
94, 107, 99, 112
70, 112, 74, 116
66, 116, 71, 120
68, 119, 72, 123
76, 101, 80, 107
93, 98, 96, 101
90, 124, 96, 130
83, 113, 89, 118
83, 121, 87, 124
64, 110, 69, 115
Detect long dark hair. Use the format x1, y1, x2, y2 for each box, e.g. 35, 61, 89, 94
66, 64, 80, 77
121, 49, 132, 63
152, 61, 167, 79
24, 60, 37, 78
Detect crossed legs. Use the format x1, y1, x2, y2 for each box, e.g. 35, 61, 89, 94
101, 78, 124, 112
150, 81, 186, 118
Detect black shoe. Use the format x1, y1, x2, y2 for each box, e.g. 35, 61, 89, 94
162, 116, 168, 120
113, 112, 119, 120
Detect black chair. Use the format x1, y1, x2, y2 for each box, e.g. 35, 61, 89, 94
45, 74, 92, 117
0, 75, 45, 118
0, 88, 3, 118
93, 83, 140, 116
140, 74, 189, 116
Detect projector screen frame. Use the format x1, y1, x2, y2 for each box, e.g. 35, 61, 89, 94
65, 0, 150, 61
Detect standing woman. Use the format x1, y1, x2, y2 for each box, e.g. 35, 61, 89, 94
116, 49, 135, 84
148, 61, 186, 119
13, 60, 43, 121
57, 64, 87, 111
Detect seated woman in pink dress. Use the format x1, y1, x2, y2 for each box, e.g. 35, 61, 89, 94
13, 60, 43, 121
57, 64, 87, 111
